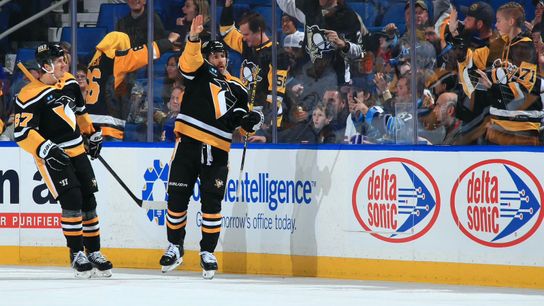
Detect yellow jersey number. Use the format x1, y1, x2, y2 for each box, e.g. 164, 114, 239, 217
14, 112, 33, 128
86, 68, 102, 105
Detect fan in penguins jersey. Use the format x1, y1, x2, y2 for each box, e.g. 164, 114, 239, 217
159, 15, 264, 280
85, 31, 179, 140
220, 0, 290, 129
13, 43, 112, 278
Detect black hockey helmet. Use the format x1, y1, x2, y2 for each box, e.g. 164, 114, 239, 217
35, 43, 65, 69
201, 40, 228, 59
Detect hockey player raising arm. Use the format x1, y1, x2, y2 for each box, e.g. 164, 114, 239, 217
13, 44, 112, 278
159, 15, 263, 279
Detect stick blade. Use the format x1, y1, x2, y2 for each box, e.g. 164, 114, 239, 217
141, 200, 167, 210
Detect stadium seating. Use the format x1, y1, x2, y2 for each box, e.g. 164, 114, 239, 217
96, 3, 130, 33
349, 2, 378, 27
252, 6, 283, 33
381, 3, 406, 26
60, 27, 108, 62
15, 48, 35, 66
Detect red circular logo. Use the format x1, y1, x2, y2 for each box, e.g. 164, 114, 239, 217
451, 159, 544, 247
352, 158, 440, 243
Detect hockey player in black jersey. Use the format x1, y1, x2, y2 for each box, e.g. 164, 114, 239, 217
159, 15, 263, 279
13, 43, 112, 278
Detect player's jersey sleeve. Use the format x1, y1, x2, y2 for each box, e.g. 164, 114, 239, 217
178, 40, 204, 79
13, 82, 49, 158
226, 74, 249, 129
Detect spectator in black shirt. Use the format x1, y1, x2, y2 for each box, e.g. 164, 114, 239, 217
116, 0, 167, 46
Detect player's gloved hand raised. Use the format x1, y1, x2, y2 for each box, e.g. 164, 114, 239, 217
37, 140, 70, 171
240, 110, 264, 134
88, 130, 103, 160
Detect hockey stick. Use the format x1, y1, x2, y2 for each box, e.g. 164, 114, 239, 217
19, 62, 165, 210
236, 65, 261, 199
17, 62, 37, 82
97, 156, 166, 210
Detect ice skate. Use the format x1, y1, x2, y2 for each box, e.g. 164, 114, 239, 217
71, 251, 92, 279
88, 251, 113, 278
200, 251, 218, 280
160, 243, 183, 273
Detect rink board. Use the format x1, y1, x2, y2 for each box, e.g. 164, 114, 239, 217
1, 143, 544, 288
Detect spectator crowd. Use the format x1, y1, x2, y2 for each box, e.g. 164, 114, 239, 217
1, 0, 544, 146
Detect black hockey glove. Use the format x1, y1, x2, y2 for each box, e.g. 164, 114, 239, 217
37, 140, 70, 171
240, 110, 264, 134
87, 130, 103, 160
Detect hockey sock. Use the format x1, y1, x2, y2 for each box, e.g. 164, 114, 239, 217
61, 209, 83, 252
82, 210, 100, 252
166, 209, 187, 245
200, 212, 222, 252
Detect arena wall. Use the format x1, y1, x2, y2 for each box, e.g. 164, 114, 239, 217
1, 142, 543, 288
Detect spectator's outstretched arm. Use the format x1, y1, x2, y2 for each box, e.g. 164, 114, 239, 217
113, 36, 177, 89
276, 0, 306, 24
220, 0, 243, 53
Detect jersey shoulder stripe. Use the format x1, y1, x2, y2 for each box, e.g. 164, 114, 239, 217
16, 82, 56, 108
225, 74, 247, 92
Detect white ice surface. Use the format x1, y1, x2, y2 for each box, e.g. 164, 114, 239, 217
0, 266, 543, 306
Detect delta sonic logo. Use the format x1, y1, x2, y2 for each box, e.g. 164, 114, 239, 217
142, 160, 170, 225
450, 159, 544, 247
352, 158, 440, 243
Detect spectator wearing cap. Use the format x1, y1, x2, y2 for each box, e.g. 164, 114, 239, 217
282, 30, 309, 129
405, 0, 430, 29
281, 14, 299, 36
447, 1, 495, 53
276, 0, 367, 86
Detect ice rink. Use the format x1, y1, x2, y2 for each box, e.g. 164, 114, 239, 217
0, 266, 543, 306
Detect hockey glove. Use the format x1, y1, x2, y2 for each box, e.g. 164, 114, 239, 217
88, 130, 103, 160
240, 110, 264, 134
37, 140, 70, 171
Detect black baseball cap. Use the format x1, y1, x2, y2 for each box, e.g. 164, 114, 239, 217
461, 1, 494, 27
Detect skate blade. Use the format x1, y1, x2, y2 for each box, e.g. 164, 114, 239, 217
202, 269, 215, 280
74, 270, 92, 279
161, 258, 183, 273
91, 268, 112, 278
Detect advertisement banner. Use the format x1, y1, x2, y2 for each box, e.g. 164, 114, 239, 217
1, 145, 544, 268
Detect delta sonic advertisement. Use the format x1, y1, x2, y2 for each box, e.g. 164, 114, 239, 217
451, 159, 544, 248
351, 157, 441, 243
139, 148, 318, 255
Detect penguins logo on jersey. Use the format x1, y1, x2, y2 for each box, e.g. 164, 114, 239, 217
305, 25, 333, 62
51, 95, 77, 131
210, 78, 238, 119
240, 60, 263, 88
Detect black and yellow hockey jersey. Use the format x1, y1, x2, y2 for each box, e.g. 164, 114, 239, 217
86, 31, 173, 140
14, 72, 93, 159
175, 40, 249, 152
458, 33, 542, 133
220, 6, 289, 126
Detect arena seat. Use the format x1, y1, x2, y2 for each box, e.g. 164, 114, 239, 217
60, 27, 108, 62
381, 3, 406, 26
349, 2, 378, 27
252, 6, 283, 33
97, 3, 130, 33
15, 48, 35, 66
